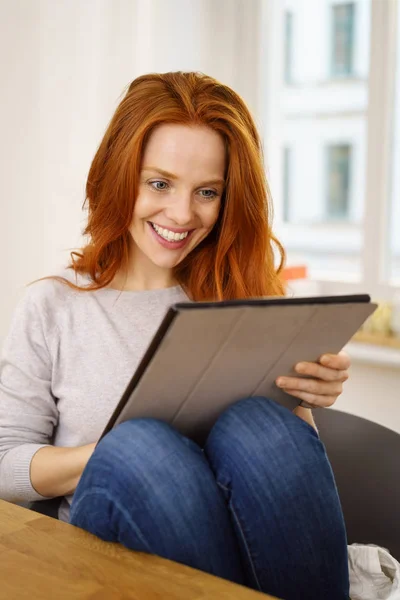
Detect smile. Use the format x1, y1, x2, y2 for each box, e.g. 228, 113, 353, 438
149, 222, 191, 242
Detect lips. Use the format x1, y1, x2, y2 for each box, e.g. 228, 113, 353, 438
149, 221, 193, 235
149, 222, 190, 242
147, 221, 194, 249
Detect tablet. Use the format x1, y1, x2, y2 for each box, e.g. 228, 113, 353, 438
101, 294, 376, 445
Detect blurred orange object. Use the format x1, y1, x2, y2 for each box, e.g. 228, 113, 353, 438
281, 265, 308, 281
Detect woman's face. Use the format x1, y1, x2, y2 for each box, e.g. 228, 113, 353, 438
129, 123, 226, 274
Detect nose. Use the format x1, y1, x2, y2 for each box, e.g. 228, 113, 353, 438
164, 192, 195, 226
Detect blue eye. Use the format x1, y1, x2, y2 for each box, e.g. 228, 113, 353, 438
198, 189, 218, 200
149, 180, 169, 191
147, 180, 218, 199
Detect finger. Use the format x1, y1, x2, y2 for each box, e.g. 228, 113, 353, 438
277, 376, 343, 396
320, 351, 351, 371
282, 388, 336, 408
294, 362, 349, 383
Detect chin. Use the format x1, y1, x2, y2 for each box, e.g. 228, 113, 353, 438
149, 251, 187, 270
152, 259, 181, 270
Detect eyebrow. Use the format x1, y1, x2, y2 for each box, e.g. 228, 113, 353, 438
142, 166, 225, 187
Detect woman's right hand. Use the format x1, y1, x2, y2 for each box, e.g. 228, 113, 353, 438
30, 442, 97, 498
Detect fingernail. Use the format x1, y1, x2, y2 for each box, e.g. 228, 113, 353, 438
276, 378, 286, 387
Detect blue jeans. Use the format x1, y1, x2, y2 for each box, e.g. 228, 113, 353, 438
70, 397, 349, 599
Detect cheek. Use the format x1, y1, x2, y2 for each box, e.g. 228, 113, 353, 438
202, 202, 221, 229
131, 195, 145, 222
132, 191, 161, 221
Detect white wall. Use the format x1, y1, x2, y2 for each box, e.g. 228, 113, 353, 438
391, 3, 400, 281
0, 0, 263, 347
335, 355, 400, 435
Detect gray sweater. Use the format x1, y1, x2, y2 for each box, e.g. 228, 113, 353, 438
0, 270, 188, 521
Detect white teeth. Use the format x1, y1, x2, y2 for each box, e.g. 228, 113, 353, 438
151, 223, 189, 242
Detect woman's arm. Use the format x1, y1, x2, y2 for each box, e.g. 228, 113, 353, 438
0, 284, 91, 503
30, 443, 96, 497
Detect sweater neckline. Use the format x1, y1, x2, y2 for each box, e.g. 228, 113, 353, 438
72, 270, 185, 298
95, 284, 184, 297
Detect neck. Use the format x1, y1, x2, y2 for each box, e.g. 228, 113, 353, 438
111, 270, 177, 292
110, 245, 177, 292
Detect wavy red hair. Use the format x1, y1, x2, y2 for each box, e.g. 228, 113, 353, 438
52, 72, 286, 300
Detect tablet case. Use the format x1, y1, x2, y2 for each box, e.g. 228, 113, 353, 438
101, 295, 376, 445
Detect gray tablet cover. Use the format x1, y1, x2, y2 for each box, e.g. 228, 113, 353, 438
101, 295, 376, 445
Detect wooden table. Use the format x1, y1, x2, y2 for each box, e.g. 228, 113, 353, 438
0, 500, 279, 599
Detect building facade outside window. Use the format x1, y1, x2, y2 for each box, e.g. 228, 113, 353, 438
268, 0, 369, 278
263, 0, 398, 300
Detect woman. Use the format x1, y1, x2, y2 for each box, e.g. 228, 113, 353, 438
0, 72, 350, 599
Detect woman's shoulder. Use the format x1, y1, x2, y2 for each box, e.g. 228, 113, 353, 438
20, 268, 86, 315
5, 269, 86, 344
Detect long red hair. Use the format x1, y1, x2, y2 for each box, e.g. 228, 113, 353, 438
52, 72, 286, 300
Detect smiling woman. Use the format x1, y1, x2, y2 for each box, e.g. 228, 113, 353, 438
49, 71, 286, 300
0, 72, 351, 600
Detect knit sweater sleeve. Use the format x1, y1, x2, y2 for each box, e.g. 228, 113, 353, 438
0, 283, 59, 502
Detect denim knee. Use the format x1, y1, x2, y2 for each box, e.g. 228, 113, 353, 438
204, 396, 322, 481
83, 417, 203, 489
70, 417, 208, 530
71, 418, 247, 583
209, 396, 317, 443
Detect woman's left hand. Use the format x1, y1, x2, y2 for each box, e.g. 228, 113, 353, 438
275, 351, 351, 408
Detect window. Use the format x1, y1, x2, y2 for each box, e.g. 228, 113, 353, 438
282, 147, 292, 222
262, 0, 400, 301
331, 3, 355, 77
284, 12, 294, 84
326, 144, 352, 220
266, 0, 369, 279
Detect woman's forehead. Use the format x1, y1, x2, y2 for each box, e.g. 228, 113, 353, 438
142, 124, 226, 181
